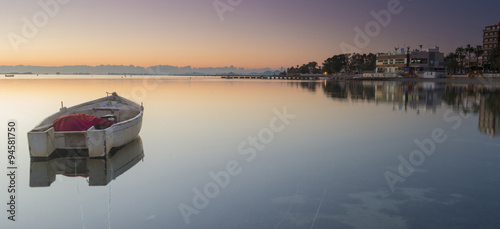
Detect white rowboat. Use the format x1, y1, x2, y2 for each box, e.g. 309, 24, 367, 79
28, 92, 143, 158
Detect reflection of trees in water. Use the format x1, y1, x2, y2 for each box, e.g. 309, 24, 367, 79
300, 82, 317, 92
288, 81, 375, 99
443, 86, 481, 115
323, 81, 348, 99
322, 81, 376, 100
290, 80, 500, 137
287, 80, 499, 116
444, 86, 500, 116
287, 82, 318, 93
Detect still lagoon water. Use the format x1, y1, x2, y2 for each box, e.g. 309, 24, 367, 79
1, 76, 499, 229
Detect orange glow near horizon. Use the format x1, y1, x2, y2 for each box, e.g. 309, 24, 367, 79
1, 0, 493, 69
0, 1, 359, 70
2, 43, 300, 69
2, 28, 333, 69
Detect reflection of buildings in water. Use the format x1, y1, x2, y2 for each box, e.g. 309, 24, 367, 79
318, 81, 498, 119
479, 97, 499, 137
374, 82, 443, 113
30, 137, 144, 187
443, 85, 482, 114
319, 81, 444, 112
374, 82, 404, 109
318, 80, 500, 137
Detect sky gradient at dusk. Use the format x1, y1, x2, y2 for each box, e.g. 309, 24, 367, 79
1, 0, 499, 69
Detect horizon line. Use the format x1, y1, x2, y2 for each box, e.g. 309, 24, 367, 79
0, 64, 278, 70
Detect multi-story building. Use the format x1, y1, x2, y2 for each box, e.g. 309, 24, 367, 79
410, 47, 445, 72
483, 22, 500, 63
375, 48, 408, 73
375, 47, 445, 73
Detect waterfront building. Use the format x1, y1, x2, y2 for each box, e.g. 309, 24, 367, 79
375, 47, 445, 73
482, 22, 500, 63
375, 48, 408, 73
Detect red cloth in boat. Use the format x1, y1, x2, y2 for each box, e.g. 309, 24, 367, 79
53, 114, 115, 131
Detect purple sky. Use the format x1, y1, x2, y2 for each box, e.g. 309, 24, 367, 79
1, 0, 498, 69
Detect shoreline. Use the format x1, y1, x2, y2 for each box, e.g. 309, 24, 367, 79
348, 76, 500, 85
3, 74, 500, 86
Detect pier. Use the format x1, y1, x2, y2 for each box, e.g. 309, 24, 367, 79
220, 75, 349, 80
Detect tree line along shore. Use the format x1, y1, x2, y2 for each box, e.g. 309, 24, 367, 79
283, 45, 500, 76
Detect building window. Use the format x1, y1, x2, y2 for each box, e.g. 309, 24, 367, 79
411, 58, 428, 64
395, 59, 405, 64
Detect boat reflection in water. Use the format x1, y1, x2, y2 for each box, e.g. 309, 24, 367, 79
30, 136, 144, 187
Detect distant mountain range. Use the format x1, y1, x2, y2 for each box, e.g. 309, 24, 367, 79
0, 65, 280, 76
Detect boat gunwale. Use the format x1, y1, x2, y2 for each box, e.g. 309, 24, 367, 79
29, 93, 143, 132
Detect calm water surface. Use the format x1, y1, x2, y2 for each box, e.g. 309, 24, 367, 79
1, 77, 499, 229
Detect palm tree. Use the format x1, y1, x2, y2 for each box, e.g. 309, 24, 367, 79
455, 47, 465, 73
474, 45, 484, 67
307, 61, 318, 74
465, 44, 474, 69
445, 53, 459, 74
